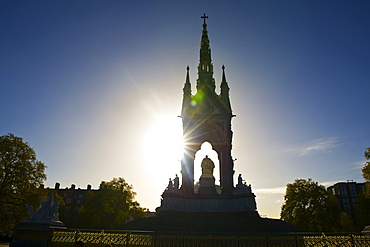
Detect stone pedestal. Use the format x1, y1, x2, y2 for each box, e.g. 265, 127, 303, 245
10, 222, 66, 247
159, 178, 258, 215
159, 191, 258, 214
198, 176, 218, 196
10, 191, 66, 247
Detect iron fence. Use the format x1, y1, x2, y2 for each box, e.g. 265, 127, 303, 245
50, 230, 370, 247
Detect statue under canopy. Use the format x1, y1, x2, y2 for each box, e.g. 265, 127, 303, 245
198, 155, 218, 195
201, 155, 215, 178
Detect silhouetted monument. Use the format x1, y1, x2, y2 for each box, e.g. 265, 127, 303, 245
122, 14, 301, 233
158, 14, 258, 216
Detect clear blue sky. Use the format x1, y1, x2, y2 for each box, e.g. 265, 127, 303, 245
1, 1, 369, 218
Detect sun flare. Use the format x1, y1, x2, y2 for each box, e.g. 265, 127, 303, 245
143, 116, 222, 188
143, 115, 184, 183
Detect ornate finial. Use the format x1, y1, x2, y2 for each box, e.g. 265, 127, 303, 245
186, 66, 189, 71
201, 13, 208, 25
222, 65, 225, 70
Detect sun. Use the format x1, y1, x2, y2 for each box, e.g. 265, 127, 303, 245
143, 115, 184, 182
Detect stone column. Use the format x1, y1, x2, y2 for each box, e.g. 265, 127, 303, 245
181, 148, 195, 196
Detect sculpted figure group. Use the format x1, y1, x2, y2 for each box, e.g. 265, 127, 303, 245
166, 174, 180, 193
25, 191, 61, 223
235, 174, 252, 194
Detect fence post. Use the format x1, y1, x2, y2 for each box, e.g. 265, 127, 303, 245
100, 230, 104, 245
126, 231, 130, 247
75, 229, 80, 243
294, 233, 298, 247
350, 234, 355, 247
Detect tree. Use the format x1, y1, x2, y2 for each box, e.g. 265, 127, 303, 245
0, 133, 47, 236
357, 147, 370, 228
361, 147, 370, 182
338, 212, 356, 232
77, 177, 146, 229
280, 178, 340, 232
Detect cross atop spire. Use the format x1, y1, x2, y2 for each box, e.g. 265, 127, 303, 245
201, 13, 208, 25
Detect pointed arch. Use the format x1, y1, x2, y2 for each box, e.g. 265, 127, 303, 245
193, 142, 220, 186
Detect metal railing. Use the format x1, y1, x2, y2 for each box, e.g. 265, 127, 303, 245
50, 229, 370, 247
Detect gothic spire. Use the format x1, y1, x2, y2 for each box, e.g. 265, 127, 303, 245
184, 66, 191, 94
220, 65, 232, 111
197, 14, 215, 92
182, 66, 192, 115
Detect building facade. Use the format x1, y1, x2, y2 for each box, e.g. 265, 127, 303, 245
328, 181, 365, 225
50, 182, 98, 227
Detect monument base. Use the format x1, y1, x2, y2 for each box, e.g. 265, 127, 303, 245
158, 182, 258, 214
10, 191, 66, 247
138, 176, 301, 232
119, 186, 304, 233
120, 212, 302, 233
10, 222, 66, 247
158, 193, 257, 213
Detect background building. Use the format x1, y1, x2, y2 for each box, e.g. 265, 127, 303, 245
51, 182, 97, 227
328, 181, 365, 226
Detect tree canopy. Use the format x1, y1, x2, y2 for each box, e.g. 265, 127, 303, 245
77, 177, 146, 229
280, 178, 340, 232
357, 147, 370, 228
0, 133, 47, 236
362, 147, 370, 182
